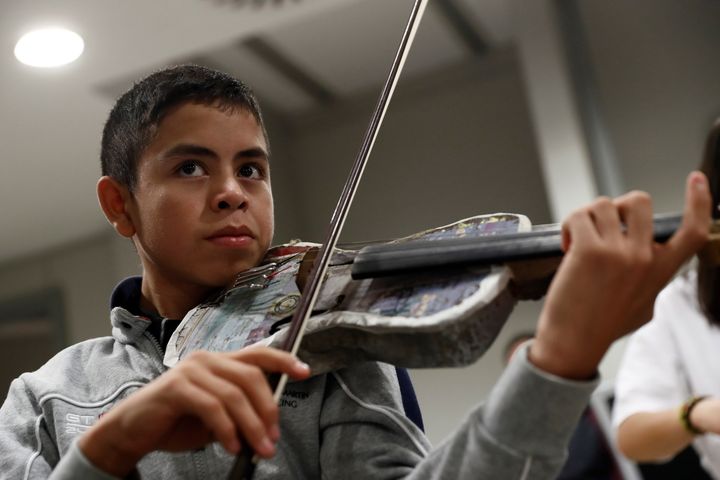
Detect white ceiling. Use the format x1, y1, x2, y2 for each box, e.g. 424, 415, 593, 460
0, 0, 511, 265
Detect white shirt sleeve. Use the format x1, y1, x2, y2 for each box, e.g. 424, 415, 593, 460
612, 288, 688, 429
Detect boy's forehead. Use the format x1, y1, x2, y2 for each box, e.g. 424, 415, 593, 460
157, 102, 261, 134
143, 102, 267, 158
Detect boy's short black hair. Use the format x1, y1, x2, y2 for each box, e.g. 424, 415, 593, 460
101, 64, 268, 191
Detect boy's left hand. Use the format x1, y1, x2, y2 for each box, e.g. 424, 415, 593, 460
530, 171, 711, 379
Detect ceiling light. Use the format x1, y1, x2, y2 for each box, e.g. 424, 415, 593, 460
14, 28, 84, 68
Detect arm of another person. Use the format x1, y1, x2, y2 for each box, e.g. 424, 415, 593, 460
612, 301, 694, 462
616, 339, 720, 462
617, 401, 720, 462
613, 271, 720, 461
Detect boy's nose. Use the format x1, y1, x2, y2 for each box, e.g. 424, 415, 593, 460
213, 181, 248, 211
217, 198, 247, 210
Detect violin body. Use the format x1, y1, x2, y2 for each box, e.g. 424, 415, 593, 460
165, 213, 530, 373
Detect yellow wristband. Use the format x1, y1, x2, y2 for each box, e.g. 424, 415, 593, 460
680, 396, 708, 435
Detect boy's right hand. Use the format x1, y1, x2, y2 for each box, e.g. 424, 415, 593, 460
78, 347, 310, 477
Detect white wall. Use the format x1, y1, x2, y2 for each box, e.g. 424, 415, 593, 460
276, 48, 551, 245
0, 233, 117, 343
581, 0, 720, 212
510, 0, 598, 221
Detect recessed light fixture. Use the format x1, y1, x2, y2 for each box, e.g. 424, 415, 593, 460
14, 28, 84, 68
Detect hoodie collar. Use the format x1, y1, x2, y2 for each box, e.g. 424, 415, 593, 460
109, 276, 152, 344
110, 276, 144, 315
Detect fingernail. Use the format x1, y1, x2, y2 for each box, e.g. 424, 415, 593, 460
692, 172, 707, 190
295, 361, 310, 373
269, 424, 280, 441
228, 439, 240, 454
260, 437, 275, 455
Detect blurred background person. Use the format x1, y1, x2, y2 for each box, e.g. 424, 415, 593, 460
613, 120, 720, 479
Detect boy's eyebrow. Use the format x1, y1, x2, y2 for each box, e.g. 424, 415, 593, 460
161, 144, 269, 161
162, 144, 218, 160
236, 147, 269, 161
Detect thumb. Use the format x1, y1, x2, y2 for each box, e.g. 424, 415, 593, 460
658, 171, 711, 278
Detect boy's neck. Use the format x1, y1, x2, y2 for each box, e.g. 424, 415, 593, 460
139, 273, 215, 320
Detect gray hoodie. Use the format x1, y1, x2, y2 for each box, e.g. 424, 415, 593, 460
0, 304, 596, 479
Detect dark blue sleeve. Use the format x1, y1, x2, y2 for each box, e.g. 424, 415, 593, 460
395, 367, 424, 432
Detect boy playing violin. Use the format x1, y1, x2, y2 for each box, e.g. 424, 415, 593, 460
0, 65, 711, 479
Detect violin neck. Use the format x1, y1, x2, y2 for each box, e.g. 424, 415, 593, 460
351, 213, 718, 280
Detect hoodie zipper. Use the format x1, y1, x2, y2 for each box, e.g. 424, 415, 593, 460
142, 331, 168, 372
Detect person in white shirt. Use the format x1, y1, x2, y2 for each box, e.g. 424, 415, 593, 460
614, 119, 720, 479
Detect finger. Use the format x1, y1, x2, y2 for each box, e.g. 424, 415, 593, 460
657, 171, 711, 278
614, 191, 653, 248
561, 208, 600, 253
204, 355, 279, 429
174, 382, 241, 455
589, 197, 624, 243
189, 368, 276, 458
230, 347, 311, 380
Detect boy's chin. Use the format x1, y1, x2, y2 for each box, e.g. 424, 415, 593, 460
203, 260, 263, 287
182, 250, 266, 289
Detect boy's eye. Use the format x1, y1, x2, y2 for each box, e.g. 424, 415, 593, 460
238, 164, 263, 179
178, 161, 205, 177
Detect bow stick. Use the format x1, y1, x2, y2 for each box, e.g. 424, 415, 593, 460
227, 0, 430, 477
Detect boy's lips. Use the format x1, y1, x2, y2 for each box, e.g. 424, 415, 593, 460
206, 225, 255, 248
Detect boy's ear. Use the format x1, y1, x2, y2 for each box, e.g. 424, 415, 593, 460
97, 176, 136, 238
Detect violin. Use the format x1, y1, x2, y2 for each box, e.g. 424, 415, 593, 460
165, 211, 713, 376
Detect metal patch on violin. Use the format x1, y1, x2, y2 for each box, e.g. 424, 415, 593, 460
273, 294, 300, 316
